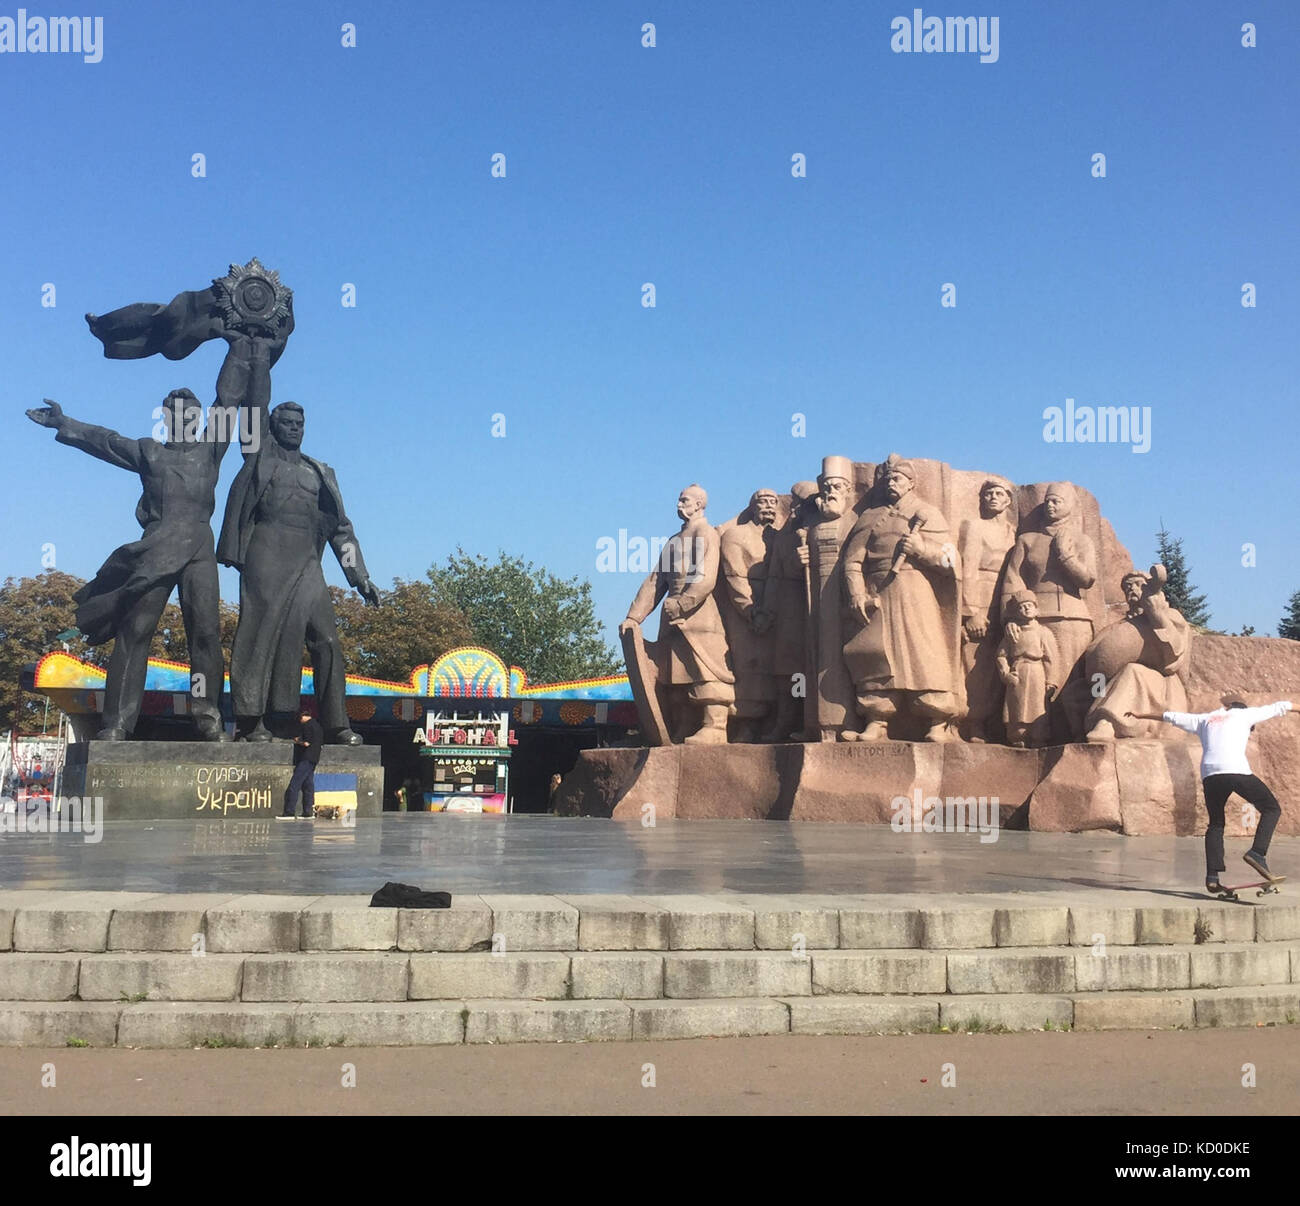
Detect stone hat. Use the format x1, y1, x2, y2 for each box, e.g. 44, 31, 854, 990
819, 456, 853, 483
980, 476, 1013, 494
1121, 570, 1149, 587
878, 452, 916, 482
791, 480, 819, 502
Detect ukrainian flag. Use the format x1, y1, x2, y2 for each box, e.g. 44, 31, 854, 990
314, 773, 358, 815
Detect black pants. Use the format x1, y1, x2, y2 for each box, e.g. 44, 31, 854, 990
1202, 774, 1281, 875
284, 760, 316, 816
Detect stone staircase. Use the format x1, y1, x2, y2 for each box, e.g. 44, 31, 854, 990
1, 890, 1297, 1046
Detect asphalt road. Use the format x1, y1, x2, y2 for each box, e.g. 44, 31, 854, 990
2, 1029, 1296, 1115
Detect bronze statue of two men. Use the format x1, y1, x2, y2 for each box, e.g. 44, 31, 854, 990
26, 260, 378, 745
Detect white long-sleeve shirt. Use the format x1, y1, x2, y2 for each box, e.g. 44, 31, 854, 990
1163, 702, 1293, 778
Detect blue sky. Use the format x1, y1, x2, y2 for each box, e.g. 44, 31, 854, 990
2, 0, 1296, 661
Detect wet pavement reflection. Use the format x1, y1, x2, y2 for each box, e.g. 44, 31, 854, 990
1, 814, 1285, 895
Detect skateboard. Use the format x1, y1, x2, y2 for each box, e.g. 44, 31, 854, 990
1208, 878, 1285, 902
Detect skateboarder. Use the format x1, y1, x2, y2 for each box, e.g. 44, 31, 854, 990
1126, 700, 1293, 892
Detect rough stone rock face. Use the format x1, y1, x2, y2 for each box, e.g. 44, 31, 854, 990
1185, 634, 1300, 838
1113, 740, 1205, 836
1028, 744, 1122, 833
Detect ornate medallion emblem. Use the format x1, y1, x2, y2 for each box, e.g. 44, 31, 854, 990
212, 258, 293, 334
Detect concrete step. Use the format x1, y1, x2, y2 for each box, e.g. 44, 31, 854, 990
0, 943, 1294, 1006
1, 987, 1296, 1046
3, 891, 1298, 954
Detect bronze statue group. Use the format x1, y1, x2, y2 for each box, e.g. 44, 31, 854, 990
27, 261, 379, 749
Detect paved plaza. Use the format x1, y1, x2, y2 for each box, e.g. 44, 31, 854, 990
2, 813, 1295, 896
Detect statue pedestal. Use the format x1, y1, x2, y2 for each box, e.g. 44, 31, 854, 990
61, 741, 384, 821
551, 737, 1278, 837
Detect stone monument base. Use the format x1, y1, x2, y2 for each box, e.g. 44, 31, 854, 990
61, 741, 384, 821
552, 738, 1291, 837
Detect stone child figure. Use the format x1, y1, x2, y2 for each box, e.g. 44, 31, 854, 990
996, 590, 1060, 747
218, 401, 379, 743
718, 489, 779, 742
620, 484, 735, 744
841, 454, 964, 742
958, 477, 1017, 742
26, 391, 235, 741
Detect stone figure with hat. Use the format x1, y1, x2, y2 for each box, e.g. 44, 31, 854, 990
840, 454, 964, 741
796, 456, 862, 741
996, 590, 1060, 747
620, 484, 735, 744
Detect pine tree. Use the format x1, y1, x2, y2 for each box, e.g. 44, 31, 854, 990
1279, 590, 1300, 641
1155, 527, 1211, 628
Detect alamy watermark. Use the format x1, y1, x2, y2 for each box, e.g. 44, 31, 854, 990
891, 788, 1000, 843
1042, 397, 1151, 454
0, 11, 102, 62
0, 795, 103, 843
890, 11, 999, 63
595, 531, 709, 578
152, 398, 261, 453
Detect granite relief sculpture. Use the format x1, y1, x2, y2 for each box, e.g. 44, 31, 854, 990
616, 456, 1174, 754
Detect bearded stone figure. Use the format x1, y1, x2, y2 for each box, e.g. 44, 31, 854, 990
840, 454, 964, 742
1084, 567, 1192, 741
796, 457, 861, 741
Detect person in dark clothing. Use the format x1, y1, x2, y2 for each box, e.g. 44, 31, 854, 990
280, 709, 324, 819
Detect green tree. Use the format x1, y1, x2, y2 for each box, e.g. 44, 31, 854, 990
330, 578, 474, 682
1155, 527, 1211, 628
428, 548, 621, 683
0, 571, 105, 731
148, 599, 240, 666
1279, 590, 1300, 641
